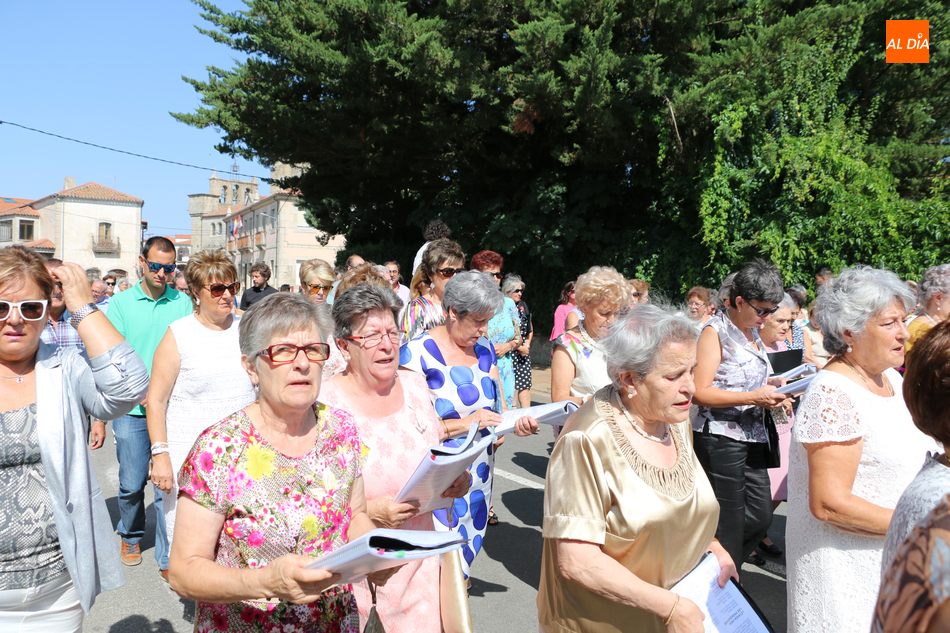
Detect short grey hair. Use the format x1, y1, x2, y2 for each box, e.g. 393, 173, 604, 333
239, 292, 332, 359
501, 274, 524, 295
920, 264, 950, 303
813, 266, 915, 356
778, 292, 797, 312
602, 304, 700, 384
332, 284, 403, 339
443, 271, 504, 318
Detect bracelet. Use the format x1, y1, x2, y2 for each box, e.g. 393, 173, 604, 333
440, 419, 450, 439
664, 594, 680, 626
151, 447, 169, 457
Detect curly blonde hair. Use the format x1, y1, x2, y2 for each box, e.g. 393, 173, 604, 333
574, 266, 629, 312
184, 249, 237, 310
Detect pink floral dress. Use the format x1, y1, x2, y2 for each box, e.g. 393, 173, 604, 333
178, 403, 366, 633
320, 372, 443, 633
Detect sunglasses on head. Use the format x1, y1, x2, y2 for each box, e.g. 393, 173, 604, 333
145, 260, 176, 274
207, 282, 240, 298
0, 299, 49, 322
436, 267, 464, 278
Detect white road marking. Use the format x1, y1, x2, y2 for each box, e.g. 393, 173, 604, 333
494, 467, 544, 490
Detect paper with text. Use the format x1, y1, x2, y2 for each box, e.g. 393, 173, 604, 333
671, 553, 773, 633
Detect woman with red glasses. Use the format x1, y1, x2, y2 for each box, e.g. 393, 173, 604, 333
146, 249, 256, 556
0, 246, 148, 630
168, 292, 388, 632
402, 238, 466, 341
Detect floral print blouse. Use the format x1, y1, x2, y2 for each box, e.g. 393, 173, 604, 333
178, 403, 366, 633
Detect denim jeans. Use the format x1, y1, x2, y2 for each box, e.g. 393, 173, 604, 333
112, 414, 168, 569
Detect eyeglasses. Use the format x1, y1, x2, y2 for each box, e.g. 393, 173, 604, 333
345, 331, 401, 348
144, 260, 176, 274
105, 281, 116, 287
687, 301, 706, 309
0, 299, 49, 322
257, 343, 330, 365
484, 271, 503, 279
436, 267, 464, 278
207, 282, 241, 297
512, 288, 524, 293
743, 299, 780, 318
308, 284, 333, 296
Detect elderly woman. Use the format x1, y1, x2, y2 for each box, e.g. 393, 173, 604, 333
402, 239, 466, 341
630, 278, 651, 304
0, 247, 148, 630
786, 267, 936, 633
504, 274, 533, 408
691, 259, 790, 570
299, 258, 336, 305
320, 284, 470, 633
400, 271, 537, 578
539, 305, 737, 633
168, 293, 381, 632
906, 263, 949, 352
551, 266, 629, 407
470, 250, 521, 408
686, 286, 713, 323
146, 250, 257, 552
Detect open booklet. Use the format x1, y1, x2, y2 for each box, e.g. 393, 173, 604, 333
671, 552, 774, 633
305, 529, 466, 585
394, 401, 579, 513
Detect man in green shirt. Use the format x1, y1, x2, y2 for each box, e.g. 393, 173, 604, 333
107, 236, 191, 579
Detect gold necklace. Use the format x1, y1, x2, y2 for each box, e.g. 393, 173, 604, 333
613, 391, 670, 443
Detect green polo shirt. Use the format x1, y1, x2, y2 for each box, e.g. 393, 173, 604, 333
107, 282, 193, 416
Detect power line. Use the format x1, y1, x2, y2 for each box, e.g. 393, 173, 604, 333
0, 119, 267, 180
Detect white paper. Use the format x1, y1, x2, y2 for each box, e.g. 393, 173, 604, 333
774, 373, 815, 396
777, 363, 816, 380
671, 554, 771, 633
306, 529, 465, 584
494, 400, 579, 437
393, 430, 494, 513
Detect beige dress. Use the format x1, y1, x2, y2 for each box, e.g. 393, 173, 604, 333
538, 386, 720, 633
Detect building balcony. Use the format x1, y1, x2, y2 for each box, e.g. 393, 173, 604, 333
92, 237, 120, 255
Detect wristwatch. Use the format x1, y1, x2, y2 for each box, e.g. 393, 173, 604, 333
69, 303, 100, 329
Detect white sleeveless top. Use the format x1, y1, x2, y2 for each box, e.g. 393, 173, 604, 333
163, 313, 256, 543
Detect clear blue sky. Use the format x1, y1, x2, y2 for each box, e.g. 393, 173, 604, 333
0, 0, 267, 237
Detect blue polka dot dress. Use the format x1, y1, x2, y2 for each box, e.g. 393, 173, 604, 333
399, 331, 499, 579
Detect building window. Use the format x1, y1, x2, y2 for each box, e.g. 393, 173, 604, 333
19, 220, 35, 241
220, 186, 227, 204
244, 187, 252, 204
0, 220, 11, 241
232, 184, 239, 204
97, 222, 112, 242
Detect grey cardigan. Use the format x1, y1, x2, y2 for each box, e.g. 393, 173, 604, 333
34, 341, 149, 612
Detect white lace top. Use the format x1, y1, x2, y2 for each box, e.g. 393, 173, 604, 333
786, 369, 936, 633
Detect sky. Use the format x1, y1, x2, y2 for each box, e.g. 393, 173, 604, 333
0, 0, 267, 237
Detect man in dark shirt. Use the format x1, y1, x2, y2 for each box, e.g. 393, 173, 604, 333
239, 261, 278, 309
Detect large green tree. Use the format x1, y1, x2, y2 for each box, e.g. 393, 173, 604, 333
176, 0, 947, 324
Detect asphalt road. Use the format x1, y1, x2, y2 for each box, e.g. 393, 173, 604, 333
85, 384, 788, 632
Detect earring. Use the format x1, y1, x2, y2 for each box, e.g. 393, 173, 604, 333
846, 345, 852, 353
626, 390, 635, 399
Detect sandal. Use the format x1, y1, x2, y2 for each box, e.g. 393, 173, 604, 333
487, 509, 499, 526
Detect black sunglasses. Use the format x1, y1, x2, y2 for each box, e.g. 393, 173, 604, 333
742, 298, 780, 318
436, 267, 465, 278
145, 260, 176, 274
207, 282, 241, 298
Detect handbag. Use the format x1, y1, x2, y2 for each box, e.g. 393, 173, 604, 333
439, 548, 474, 633
762, 409, 782, 469
363, 581, 386, 633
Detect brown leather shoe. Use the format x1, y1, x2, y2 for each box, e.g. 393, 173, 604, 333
120, 541, 142, 566
159, 569, 169, 583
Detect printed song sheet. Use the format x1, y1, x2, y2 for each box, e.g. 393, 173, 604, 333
671, 553, 774, 633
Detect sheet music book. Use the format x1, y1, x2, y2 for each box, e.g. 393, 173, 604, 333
777, 363, 816, 381
393, 423, 494, 513
774, 373, 816, 396
494, 400, 579, 437
305, 529, 465, 585
767, 349, 804, 375
671, 553, 774, 633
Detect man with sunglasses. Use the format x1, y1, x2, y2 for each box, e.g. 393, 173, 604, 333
105, 236, 192, 576
238, 261, 277, 310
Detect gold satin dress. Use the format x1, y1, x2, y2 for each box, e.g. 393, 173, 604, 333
537, 386, 720, 633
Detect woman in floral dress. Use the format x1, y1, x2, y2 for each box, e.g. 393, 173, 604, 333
168, 293, 394, 633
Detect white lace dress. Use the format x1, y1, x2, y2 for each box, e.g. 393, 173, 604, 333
162, 314, 256, 545
786, 369, 936, 633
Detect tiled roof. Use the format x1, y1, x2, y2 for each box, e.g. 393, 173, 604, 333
56, 182, 143, 204
0, 200, 39, 217
23, 239, 55, 250
204, 204, 234, 218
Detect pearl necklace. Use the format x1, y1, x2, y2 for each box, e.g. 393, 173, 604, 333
614, 391, 670, 443
0, 373, 26, 384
